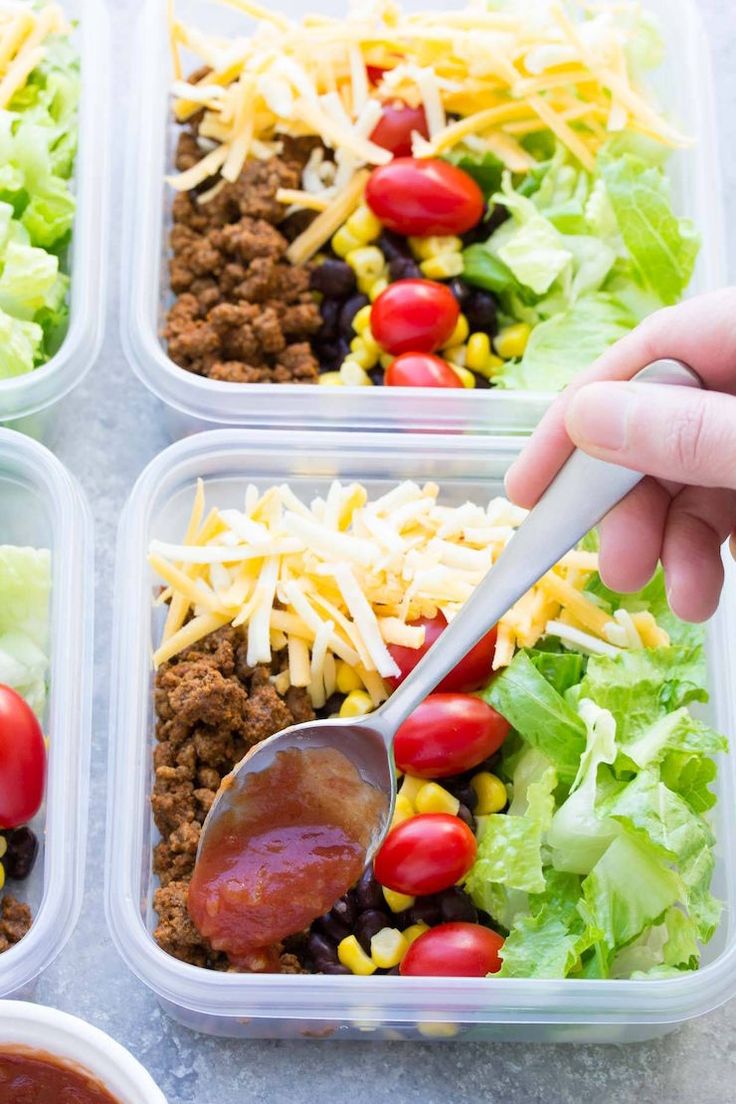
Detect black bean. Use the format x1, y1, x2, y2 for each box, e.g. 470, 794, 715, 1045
318, 297, 341, 341
406, 899, 442, 927
4, 827, 38, 881
314, 912, 352, 944
437, 887, 478, 924
321, 963, 351, 975
339, 294, 369, 337
378, 231, 411, 262
456, 803, 476, 833
464, 290, 498, 336
310, 259, 357, 299
448, 278, 471, 304
331, 895, 358, 928
453, 783, 478, 812
307, 931, 339, 964
354, 868, 384, 911
385, 965, 401, 975
388, 257, 421, 283
485, 203, 509, 234
354, 909, 391, 953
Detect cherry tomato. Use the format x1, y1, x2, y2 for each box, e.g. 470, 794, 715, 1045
374, 813, 476, 896
387, 613, 498, 692
400, 922, 504, 977
370, 101, 429, 158
0, 685, 46, 829
384, 352, 461, 388
394, 693, 509, 779
371, 279, 459, 356
365, 158, 485, 236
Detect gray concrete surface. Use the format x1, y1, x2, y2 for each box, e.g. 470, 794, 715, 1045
36, 0, 736, 1100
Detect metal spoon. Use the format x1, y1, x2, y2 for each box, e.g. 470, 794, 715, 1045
197, 358, 702, 874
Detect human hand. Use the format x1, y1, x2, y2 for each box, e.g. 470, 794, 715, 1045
505, 289, 736, 622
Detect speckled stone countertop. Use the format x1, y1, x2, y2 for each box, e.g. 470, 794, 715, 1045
36, 1, 736, 1100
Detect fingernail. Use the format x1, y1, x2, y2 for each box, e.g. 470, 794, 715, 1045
566, 384, 635, 452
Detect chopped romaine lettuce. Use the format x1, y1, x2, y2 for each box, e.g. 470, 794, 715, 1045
0, 546, 51, 717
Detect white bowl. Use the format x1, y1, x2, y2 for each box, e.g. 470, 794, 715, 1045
0, 1002, 166, 1104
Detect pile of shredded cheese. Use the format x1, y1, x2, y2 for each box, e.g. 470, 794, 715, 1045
167, 0, 685, 203
0, 2, 69, 109
149, 478, 670, 708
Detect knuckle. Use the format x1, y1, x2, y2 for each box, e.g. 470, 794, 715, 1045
664, 402, 709, 474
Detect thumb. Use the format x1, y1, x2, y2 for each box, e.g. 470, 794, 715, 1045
565, 381, 736, 489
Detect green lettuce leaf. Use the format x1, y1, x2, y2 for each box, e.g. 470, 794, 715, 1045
585, 564, 704, 647
599, 152, 699, 305
444, 146, 504, 199
0, 546, 51, 716
0, 307, 43, 378
480, 650, 586, 781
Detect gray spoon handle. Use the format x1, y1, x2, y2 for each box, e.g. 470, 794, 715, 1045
376, 358, 703, 737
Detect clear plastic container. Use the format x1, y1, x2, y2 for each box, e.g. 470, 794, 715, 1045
0, 0, 110, 444
105, 428, 736, 1042
0, 428, 94, 998
121, 0, 723, 439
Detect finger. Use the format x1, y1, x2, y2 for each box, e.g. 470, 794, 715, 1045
565, 381, 736, 488
505, 288, 736, 507
597, 478, 670, 593
661, 486, 736, 622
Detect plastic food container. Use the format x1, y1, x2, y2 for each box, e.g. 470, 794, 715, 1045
0, 0, 109, 443
121, 0, 723, 440
106, 428, 736, 1042
0, 1001, 166, 1104
0, 429, 94, 998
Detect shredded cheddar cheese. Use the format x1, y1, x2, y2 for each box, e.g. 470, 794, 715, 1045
149, 480, 670, 706
0, 2, 68, 109
167, 0, 687, 202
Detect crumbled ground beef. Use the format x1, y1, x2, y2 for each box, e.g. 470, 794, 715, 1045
152, 626, 314, 972
0, 896, 31, 953
164, 121, 322, 383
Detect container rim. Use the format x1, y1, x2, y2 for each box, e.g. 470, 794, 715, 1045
0, 429, 94, 996
121, 0, 725, 434
106, 428, 736, 1029
0, 0, 110, 423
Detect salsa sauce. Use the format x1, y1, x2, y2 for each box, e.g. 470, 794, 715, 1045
0, 1047, 121, 1103
188, 746, 387, 970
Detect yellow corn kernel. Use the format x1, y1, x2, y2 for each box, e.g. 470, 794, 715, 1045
444, 343, 466, 366
449, 363, 476, 389
379, 353, 394, 370
419, 253, 464, 280
336, 660, 362, 694
368, 276, 389, 302
346, 244, 385, 280
318, 371, 344, 386
415, 782, 460, 816
0, 837, 6, 861
383, 886, 415, 913
466, 331, 491, 371
345, 204, 382, 243
471, 771, 508, 815
0, 864, 4, 891
494, 322, 531, 360
402, 921, 430, 945
339, 359, 373, 386
443, 313, 469, 348
409, 235, 463, 260
338, 934, 377, 976
418, 1022, 460, 1039
474, 352, 505, 380
332, 225, 363, 258
398, 774, 424, 807
370, 927, 410, 969
352, 304, 373, 334
391, 792, 415, 829
349, 336, 379, 369
339, 689, 374, 718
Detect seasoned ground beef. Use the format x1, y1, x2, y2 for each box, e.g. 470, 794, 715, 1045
164, 125, 322, 383
151, 626, 314, 972
0, 896, 31, 953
